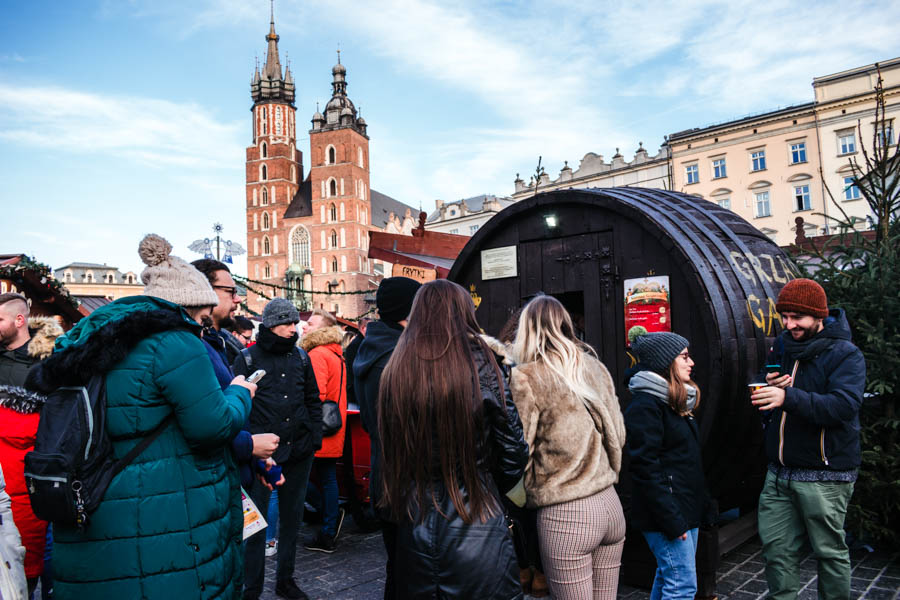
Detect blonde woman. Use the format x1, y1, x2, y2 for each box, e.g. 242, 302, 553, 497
510, 295, 626, 600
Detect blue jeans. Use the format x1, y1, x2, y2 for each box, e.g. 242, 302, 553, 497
642, 528, 699, 600
314, 457, 339, 536
266, 489, 279, 542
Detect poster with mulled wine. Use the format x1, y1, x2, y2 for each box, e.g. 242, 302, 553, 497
624, 275, 671, 346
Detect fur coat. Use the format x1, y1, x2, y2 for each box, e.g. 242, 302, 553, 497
301, 326, 347, 458
510, 354, 625, 508
0, 317, 63, 388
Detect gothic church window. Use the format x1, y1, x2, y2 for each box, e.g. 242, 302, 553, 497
330, 230, 338, 248
261, 187, 268, 205
332, 257, 338, 273
275, 107, 283, 135
328, 146, 336, 164
358, 147, 364, 168
262, 212, 270, 230
264, 263, 271, 279
291, 227, 311, 268
329, 203, 337, 222
330, 179, 337, 197
261, 142, 267, 158
261, 164, 267, 181
263, 236, 271, 255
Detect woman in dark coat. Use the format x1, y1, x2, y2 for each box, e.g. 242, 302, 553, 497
377, 279, 529, 599
624, 328, 710, 600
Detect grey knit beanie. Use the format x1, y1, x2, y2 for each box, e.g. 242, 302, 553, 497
630, 328, 689, 373
139, 234, 218, 307
263, 298, 300, 328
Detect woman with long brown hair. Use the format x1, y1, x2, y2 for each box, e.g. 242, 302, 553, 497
510, 295, 626, 600
625, 328, 711, 600
377, 279, 528, 599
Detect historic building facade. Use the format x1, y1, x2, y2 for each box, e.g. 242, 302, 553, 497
511, 144, 671, 201
53, 262, 142, 301
425, 195, 514, 236
245, 12, 411, 318
668, 58, 900, 245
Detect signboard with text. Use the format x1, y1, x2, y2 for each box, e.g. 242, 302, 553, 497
391, 263, 437, 283
624, 275, 671, 345
481, 246, 518, 280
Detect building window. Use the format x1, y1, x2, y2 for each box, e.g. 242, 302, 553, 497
751, 150, 766, 172
329, 203, 337, 222
330, 230, 338, 248
685, 164, 699, 184
470, 224, 479, 234
261, 164, 267, 180
358, 147, 364, 168
291, 165, 296, 183
264, 263, 271, 279
793, 185, 811, 211
261, 142, 267, 158
261, 187, 268, 205
275, 107, 283, 136
262, 212, 270, 230
838, 132, 856, 155
126, 274, 134, 284
790, 142, 807, 164
291, 227, 311, 268
755, 191, 771, 217
331, 257, 338, 273
717, 197, 731, 209
712, 158, 727, 179
263, 236, 271, 255
449, 228, 459, 234
329, 179, 337, 197
876, 121, 894, 147
843, 176, 861, 200
85, 272, 94, 283
106, 273, 115, 283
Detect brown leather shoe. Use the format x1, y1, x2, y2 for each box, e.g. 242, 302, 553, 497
530, 570, 549, 598
519, 567, 533, 595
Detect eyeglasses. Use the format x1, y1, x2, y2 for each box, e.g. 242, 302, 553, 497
238, 333, 252, 342
677, 351, 692, 361
213, 285, 239, 298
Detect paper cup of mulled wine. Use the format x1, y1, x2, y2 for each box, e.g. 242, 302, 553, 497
748, 383, 768, 394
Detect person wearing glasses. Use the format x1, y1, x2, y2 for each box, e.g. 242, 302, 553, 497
229, 315, 256, 348
624, 328, 712, 600
191, 259, 245, 366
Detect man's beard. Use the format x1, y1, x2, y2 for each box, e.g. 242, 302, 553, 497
0, 324, 17, 347
218, 316, 235, 331
789, 323, 820, 342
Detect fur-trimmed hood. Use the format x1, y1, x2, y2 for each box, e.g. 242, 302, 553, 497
478, 333, 515, 366
0, 384, 45, 414
25, 296, 200, 394
26, 316, 64, 361
300, 325, 343, 352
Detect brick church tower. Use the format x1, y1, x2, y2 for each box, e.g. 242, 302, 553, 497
245, 8, 301, 307
246, 8, 390, 319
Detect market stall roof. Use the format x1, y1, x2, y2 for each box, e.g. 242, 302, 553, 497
0, 254, 86, 326
367, 212, 469, 278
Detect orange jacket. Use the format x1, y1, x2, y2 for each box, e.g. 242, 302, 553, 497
302, 326, 347, 458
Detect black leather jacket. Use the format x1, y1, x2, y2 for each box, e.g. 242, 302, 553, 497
391, 342, 528, 599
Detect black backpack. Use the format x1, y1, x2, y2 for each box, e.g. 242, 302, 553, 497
24, 374, 172, 529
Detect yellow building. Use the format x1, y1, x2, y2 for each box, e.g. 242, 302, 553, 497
54, 262, 143, 301
668, 58, 899, 245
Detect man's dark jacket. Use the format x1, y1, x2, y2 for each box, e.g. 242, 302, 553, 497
352, 320, 401, 505
763, 308, 865, 471
232, 325, 322, 465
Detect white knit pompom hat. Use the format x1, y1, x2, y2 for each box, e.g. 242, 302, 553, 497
138, 234, 218, 307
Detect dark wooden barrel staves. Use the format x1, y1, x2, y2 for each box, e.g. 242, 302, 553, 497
448, 187, 799, 590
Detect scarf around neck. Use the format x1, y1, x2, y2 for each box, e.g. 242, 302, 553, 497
628, 370, 697, 413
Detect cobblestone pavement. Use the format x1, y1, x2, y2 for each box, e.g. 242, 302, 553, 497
259, 519, 900, 600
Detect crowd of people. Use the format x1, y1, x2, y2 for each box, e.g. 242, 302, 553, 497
0, 232, 865, 600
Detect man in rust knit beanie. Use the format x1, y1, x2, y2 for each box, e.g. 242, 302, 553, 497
751, 278, 865, 600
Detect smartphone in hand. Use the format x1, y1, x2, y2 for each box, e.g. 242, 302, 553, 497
247, 369, 267, 384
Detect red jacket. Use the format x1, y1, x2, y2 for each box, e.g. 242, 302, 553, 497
0, 401, 48, 579
301, 326, 347, 458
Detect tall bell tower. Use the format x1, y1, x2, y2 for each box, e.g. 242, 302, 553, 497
245, 2, 301, 303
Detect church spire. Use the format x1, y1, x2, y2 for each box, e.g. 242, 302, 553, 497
250, 0, 294, 106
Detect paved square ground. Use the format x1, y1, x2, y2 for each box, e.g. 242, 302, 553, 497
258, 521, 900, 600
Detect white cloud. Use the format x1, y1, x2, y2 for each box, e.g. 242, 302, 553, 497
0, 84, 244, 169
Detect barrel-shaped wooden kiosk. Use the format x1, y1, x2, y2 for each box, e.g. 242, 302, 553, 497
449, 188, 799, 587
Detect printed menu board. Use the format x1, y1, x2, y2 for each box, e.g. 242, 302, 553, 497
624, 275, 671, 345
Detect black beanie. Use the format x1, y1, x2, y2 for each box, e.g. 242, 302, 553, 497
376, 277, 422, 323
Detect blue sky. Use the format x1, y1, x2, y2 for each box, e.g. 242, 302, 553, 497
2, 0, 898, 276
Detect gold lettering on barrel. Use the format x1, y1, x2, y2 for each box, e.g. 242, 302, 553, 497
746, 294, 782, 336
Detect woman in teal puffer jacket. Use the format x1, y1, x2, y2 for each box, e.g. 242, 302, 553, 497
25, 235, 255, 600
